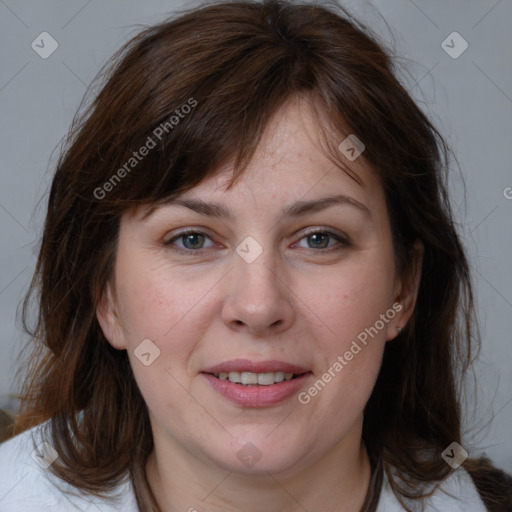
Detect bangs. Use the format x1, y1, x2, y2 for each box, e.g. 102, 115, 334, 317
136, 92, 365, 221
81, 2, 374, 213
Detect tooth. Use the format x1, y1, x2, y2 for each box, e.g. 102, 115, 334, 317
241, 372, 258, 385
274, 371, 285, 383
228, 371, 241, 383
222, 370, 297, 385
257, 372, 275, 386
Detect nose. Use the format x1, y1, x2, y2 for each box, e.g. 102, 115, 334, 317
221, 247, 295, 337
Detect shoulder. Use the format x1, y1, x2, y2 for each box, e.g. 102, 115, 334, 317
0, 422, 138, 512
377, 468, 488, 512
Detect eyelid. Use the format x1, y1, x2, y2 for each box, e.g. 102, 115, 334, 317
292, 228, 351, 252
164, 227, 351, 254
164, 228, 216, 249
299, 227, 351, 244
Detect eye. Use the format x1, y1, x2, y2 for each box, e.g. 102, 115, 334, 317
164, 228, 350, 255
295, 230, 350, 252
164, 230, 215, 253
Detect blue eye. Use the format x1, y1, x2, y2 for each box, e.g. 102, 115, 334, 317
165, 230, 213, 253
300, 231, 343, 250
299, 231, 350, 252
164, 229, 350, 255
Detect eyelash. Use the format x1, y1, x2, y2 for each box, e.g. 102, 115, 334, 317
164, 228, 351, 255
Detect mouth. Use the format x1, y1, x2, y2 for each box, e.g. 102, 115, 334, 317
208, 371, 304, 385
201, 359, 312, 407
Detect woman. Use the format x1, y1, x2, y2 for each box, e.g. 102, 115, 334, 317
0, 1, 510, 511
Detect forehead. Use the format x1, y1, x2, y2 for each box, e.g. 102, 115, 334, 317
184, 97, 376, 200
135, 95, 385, 222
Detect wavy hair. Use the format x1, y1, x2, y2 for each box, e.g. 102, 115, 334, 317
15, 1, 509, 510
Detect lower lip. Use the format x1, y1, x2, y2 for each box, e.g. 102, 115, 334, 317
202, 373, 312, 407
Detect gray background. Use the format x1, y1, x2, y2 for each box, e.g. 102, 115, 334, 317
1, 0, 511, 473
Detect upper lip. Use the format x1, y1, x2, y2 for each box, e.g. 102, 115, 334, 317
202, 359, 310, 375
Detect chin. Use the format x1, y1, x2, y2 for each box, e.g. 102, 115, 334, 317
206, 431, 315, 476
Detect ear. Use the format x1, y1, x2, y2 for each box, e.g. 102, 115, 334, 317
386, 239, 424, 341
96, 282, 127, 350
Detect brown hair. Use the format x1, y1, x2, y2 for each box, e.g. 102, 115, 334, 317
15, 1, 509, 510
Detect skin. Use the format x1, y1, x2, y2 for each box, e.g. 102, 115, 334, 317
97, 95, 423, 512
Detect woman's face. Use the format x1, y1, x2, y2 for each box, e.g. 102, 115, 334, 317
98, 96, 419, 476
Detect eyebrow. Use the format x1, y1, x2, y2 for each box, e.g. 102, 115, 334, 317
152, 194, 371, 220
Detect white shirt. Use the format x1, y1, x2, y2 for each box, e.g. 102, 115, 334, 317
0, 424, 487, 511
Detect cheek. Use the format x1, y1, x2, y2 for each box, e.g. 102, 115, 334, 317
114, 249, 192, 341
311, 254, 394, 337
116, 275, 176, 342
298, 248, 394, 402
118, 271, 198, 418
302, 285, 387, 427
113, 254, 216, 374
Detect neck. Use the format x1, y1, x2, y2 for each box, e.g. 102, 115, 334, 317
146, 420, 372, 512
